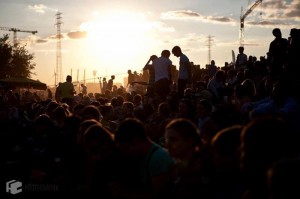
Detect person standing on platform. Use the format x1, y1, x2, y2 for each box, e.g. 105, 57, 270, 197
81, 83, 87, 95
172, 46, 192, 99
153, 50, 173, 102
143, 55, 157, 97
235, 46, 247, 71
59, 75, 76, 108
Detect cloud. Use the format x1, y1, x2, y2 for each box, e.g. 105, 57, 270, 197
48, 34, 64, 40
168, 33, 207, 48
148, 21, 175, 32
67, 31, 88, 39
36, 39, 48, 44
28, 4, 47, 13
36, 31, 86, 44
247, 20, 294, 29
28, 4, 57, 14
161, 10, 236, 25
258, 0, 300, 21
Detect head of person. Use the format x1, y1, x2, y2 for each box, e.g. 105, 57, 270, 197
211, 60, 215, 65
161, 50, 171, 58
115, 118, 149, 157
66, 75, 72, 82
239, 46, 244, 53
81, 105, 102, 121
83, 124, 115, 161
289, 28, 298, 38
272, 28, 282, 38
111, 75, 115, 80
150, 55, 158, 61
240, 116, 299, 185
268, 158, 300, 199
211, 125, 242, 171
197, 99, 212, 118
172, 46, 182, 57
165, 118, 201, 160
128, 70, 132, 74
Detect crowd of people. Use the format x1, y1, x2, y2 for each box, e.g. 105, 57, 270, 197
1, 28, 300, 198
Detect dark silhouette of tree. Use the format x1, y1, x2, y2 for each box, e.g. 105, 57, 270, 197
0, 34, 35, 79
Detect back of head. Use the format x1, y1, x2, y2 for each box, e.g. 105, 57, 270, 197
115, 118, 147, 143
81, 105, 102, 121
268, 158, 300, 199
84, 124, 114, 146
211, 125, 242, 159
172, 46, 181, 55
161, 50, 171, 58
165, 118, 201, 147
66, 75, 72, 82
272, 28, 281, 37
239, 46, 244, 52
241, 116, 299, 175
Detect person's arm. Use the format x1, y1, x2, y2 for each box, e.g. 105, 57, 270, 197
143, 55, 156, 70
143, 60, 151, 71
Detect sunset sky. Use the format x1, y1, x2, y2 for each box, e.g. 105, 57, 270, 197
0, 0, 299, 86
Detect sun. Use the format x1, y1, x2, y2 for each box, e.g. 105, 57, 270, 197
82, 12, 149, 59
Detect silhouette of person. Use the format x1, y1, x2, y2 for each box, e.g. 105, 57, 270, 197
143, 55, 157, 97
81, 84, 87, 95
236, 46, 247, 71
268, 28, 288, 79
107, 75, 115, 92
59, 75, 76, 107
102, 77, 107, 94
153, 50, 172, 102
172, 46, 192, 99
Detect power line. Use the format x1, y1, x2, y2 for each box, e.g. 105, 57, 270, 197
55, 11, 63, 86
205, 35, 215, 65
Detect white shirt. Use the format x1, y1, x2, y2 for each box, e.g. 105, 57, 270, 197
153, 57, 172, 82
178, 54, 190, 80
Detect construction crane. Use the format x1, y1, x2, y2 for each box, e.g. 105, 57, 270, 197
0, 27, 38, 46
239, 0, 262, 46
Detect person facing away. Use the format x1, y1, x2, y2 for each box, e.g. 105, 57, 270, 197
235, 46, 247, 71
172, 46, 192, 99
47, 88, 53, 99
127, 70, 135, 86
164, 118, 214, 199
208, 60, 218, 79
81, 84, 87, 95
143, 55, 158, 97
59, 75, 76, 106
106, 75, 115, 92
102, 77, 107, 94
153, 50, 173, 102
114, 118, 174, 198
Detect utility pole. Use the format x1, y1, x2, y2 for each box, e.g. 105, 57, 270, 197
55, 11, 63, 86
206, 35, 214, 65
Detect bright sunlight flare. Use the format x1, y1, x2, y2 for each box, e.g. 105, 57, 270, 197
82, 12, 150, 59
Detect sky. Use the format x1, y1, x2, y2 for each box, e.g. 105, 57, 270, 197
0, 0, 299, 86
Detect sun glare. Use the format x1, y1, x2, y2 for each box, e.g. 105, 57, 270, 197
82, 12, 149, 58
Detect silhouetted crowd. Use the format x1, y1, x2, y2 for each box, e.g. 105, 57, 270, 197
1, 28, 300, 198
